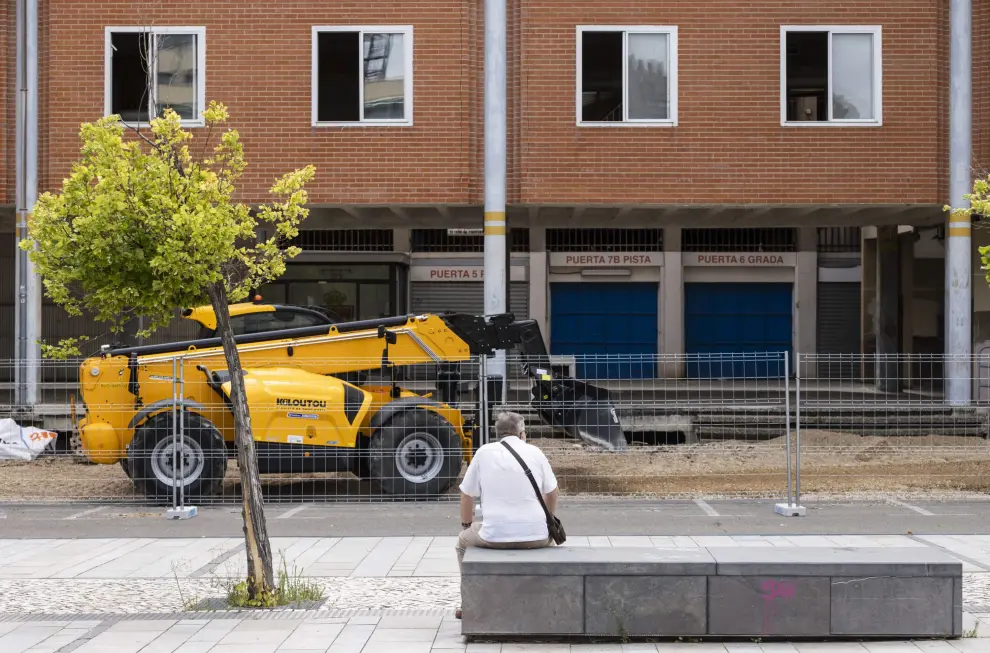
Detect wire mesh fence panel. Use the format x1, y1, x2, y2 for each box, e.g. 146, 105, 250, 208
793, 353, 990, 499
0, 352, 801, 504
14, 350, 989, 505
495, 352, 793, 499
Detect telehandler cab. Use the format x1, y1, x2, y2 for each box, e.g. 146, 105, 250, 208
76, 305, 626, 500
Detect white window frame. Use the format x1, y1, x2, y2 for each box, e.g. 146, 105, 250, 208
780, 25, 882, 127
104, 26, 207, 128
576, 25, 678, 127
311, 25, 414, 127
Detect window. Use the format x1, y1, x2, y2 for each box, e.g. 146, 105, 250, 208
312, 26, 413, 125
781, 26, 882, 125
577, 26, 677, 126
104, 27, 206, 125
197, 308, 333, 339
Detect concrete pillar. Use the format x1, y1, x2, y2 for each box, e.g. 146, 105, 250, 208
392, 227, 411, 253
529, 226, 548, 348
875, 225, 900, 392
795, 227, 818, 378
861, 234, 877, 380
661, 227, 684, 377
899, 231, 916, 383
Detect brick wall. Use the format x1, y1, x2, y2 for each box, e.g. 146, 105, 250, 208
40, 0, 479, 205
974, 0, 990, 176
515, 0, 949, 205
1, 0, 12, 206
20, 0, 985, 208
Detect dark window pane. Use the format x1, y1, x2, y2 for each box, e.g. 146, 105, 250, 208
785, 31, 828, 122
228, 310, 328, 336
110, 32, 151, 122
581, 31, 623, 122
317, 31, 360, 122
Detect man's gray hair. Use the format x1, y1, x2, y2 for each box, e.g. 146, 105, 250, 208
494, 411, 526, 439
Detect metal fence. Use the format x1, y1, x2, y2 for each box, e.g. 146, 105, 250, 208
0, 352, 988, 506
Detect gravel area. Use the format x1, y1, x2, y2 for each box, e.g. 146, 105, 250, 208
0, 430, 987, 502
0, 577, 461, 614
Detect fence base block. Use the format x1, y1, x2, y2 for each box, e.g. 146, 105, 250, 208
165, 506, 198, 520
775, 503, 807, 517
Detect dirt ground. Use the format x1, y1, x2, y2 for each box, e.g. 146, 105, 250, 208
1, 430, 988, 502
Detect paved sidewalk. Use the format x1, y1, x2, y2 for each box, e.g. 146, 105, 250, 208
0, 614, 987, 653
3, 535, 990, 614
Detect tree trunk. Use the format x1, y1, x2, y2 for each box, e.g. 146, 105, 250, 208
207, 282, 274, 598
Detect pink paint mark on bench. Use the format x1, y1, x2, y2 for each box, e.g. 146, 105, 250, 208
759, 579, 796, 632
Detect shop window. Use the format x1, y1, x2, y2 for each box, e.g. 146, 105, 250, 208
287, 229, 394, 252
818, 227, 862, 253
105, 27, 205, 125
782, 26, 881, 124
682, 228, 796, 252
578, 26, 677, 125
412, 229, 530, 253
313, 26, 413, 125
546, 228, 663, 252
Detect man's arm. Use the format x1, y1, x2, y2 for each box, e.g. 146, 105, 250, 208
460, 492, 475, 527
544, 488, 559, 515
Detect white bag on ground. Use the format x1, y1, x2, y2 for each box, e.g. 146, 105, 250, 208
0, 418, 58, 461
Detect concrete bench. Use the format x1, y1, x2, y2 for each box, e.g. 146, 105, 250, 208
460, 546, 963, 640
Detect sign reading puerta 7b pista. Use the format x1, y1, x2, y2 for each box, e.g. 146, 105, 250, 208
548, 253, 662, 267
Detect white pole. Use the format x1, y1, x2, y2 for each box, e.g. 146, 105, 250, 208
946, 0, 972, 405
484, 0, 507, 403
14, 0, 41, 408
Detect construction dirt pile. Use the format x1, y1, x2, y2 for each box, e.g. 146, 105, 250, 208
0, 430, 987, 502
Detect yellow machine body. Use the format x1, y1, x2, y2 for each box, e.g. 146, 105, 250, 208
77, 313, 473, 464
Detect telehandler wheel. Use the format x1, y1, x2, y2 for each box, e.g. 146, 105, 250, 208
119, 457, 133, 479
129, 412, 227, 503
369, 409, 461, 497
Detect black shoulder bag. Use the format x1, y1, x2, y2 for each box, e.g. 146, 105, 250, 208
500, 440, 566, 545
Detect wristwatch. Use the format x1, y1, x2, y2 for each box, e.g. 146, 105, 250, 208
461, 522, 472, 529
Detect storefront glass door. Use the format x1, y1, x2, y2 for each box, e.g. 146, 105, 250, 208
260, 264, 401, 321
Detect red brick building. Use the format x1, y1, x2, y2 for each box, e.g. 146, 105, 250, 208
3, 0, 990, 388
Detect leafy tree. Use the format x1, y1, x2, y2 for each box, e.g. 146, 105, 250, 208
949, 178, 990, 277
21, 102, 316, 601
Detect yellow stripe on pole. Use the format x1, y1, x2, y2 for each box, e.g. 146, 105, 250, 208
948, 226, 971, 237
484, 225, 507, 235
484, 211, 505, 222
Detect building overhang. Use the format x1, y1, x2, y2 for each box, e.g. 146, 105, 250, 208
300, 204, 944, 229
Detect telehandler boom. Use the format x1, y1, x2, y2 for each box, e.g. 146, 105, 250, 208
76, 310, 626, 500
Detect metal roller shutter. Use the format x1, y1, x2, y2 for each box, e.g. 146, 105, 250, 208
684, 282, 792, 379
410, 281, 529, 319
407, 281, 530, 384
550, 282, 659, 379
816, 282, 861, 378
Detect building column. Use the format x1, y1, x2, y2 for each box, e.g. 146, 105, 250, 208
661, 227, 684, 378
899, 230, 916, 384
529, 226, 548, 348
875, 225, 901, 392
795, 227, 818, 378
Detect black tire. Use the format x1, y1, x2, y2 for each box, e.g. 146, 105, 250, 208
129, 412, 227, 503
119, 457, 132, 479
368, 409, 461, 497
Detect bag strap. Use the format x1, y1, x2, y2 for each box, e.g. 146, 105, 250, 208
500, 440, 553, 520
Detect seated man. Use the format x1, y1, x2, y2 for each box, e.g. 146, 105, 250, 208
455, 411, 560, 618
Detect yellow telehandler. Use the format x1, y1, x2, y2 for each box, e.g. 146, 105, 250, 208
75, 304, 626, 500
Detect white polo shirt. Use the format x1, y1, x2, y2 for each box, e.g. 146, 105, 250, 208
459, 435, 558, 543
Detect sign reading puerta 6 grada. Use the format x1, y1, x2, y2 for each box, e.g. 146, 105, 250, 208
686, 253, 795, 266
